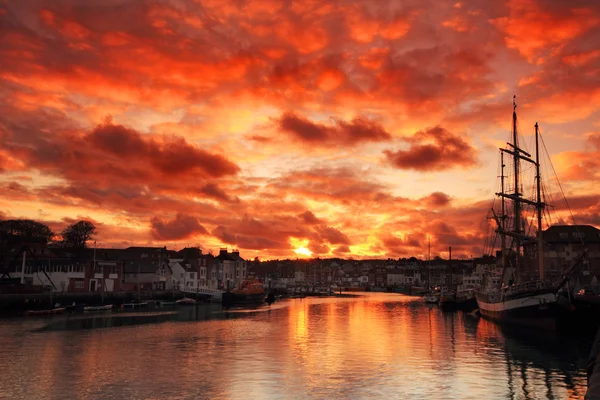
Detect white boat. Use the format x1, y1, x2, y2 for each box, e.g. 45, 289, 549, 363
423, 294, 439, 304
83, 304, 113, 312
176, 297, 196, 305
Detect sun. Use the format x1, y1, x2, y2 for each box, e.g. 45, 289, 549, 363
294, 246, 313, 257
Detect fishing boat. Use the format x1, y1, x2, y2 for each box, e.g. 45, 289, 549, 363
83, 304, 113, 312
474, 97, 587, 330
222, 277, 267, 306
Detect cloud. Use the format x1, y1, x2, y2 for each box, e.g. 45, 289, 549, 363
276, 112, 391, 146
421, 192, 452, 207
316, 226, 351, 245
490, 0, 600, 64
198, 183, 239, 203
554, 133, 600, 182
299, 211, 322, 225
384, 126, 477, 171
88, 121, 240, 177
150, 213, 209, 240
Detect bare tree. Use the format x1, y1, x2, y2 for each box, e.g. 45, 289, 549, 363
61, 221, 96, 248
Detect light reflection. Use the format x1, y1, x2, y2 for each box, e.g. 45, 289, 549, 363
0, 294, 590, 399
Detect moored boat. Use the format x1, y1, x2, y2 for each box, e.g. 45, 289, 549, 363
423, 293, 439, 304
25, 307, 66, 316
439, 291, 458, 311
122, 302, 148, 309
176, 297, 196, 305
222, 277, 267, 306
455, 289, 478, 312
83, 304, 113, 312
474, 97, 587, 330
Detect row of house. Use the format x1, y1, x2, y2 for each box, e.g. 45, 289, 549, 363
257, 257, 492, 290
2, 224, 598, 294
1, 237, 247, 294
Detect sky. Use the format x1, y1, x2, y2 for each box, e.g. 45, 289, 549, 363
1, 0, 599, 260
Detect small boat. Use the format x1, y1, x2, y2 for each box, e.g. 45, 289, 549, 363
65, 303, 85, 313
83, 304, 113, 312
159, 300, 178, 306
176, 297, 196, 305
423, 293, 439, 304
456, 289, 478, 312
439, 292, 458, 311
25, 307, 66, 316
122, 302, 148, 309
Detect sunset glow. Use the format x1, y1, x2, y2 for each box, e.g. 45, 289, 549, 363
1, 0, 599, 259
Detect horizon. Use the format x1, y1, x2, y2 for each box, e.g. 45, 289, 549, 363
1, 0, 599, 261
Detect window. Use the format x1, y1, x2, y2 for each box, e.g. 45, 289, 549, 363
74, 280, 84, 289
190, 273, 195, 280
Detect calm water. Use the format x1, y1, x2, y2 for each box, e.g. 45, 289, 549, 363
0, 293, 592, 399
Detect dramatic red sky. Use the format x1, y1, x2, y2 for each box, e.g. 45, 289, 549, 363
1, 0, 599, 260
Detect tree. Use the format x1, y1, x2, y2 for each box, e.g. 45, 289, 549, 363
0, 219, 54, 242
61, 221, 96, 248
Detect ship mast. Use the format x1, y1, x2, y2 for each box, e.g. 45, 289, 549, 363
535, 122, 545, 280
512, 96, 521, 279
499, 151, 507, 284
495, 96, 541, 283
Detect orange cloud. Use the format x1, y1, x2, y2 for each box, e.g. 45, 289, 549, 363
276, 112, 391, 146
384, 126, 478, 171
491, 0, 600, 63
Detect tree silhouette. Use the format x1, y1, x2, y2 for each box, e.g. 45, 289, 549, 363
0, 219, 54, 241
61, 221, 96, 248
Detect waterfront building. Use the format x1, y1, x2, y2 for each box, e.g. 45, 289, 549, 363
523, 225, 600, 291
214, 248, 247, 290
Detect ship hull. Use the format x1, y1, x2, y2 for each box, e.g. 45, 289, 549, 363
476, 292, 559, 330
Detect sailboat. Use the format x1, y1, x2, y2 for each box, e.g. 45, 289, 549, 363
474, 96, 587, 331
423, 237, 439, 304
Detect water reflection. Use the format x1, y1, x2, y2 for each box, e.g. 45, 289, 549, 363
0, 293, 590, 399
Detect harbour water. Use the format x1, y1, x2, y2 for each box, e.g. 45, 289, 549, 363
0, 293, 591, 399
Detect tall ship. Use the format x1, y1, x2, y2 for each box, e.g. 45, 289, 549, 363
474, 96, 587, 330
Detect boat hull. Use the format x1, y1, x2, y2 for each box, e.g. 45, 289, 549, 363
457, 297, 478, 313
476, 292, 559, 330
439, 299, 458, 311
222, 291, 266, 306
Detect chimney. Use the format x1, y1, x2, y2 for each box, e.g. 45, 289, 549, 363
449, 246, 452, 261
